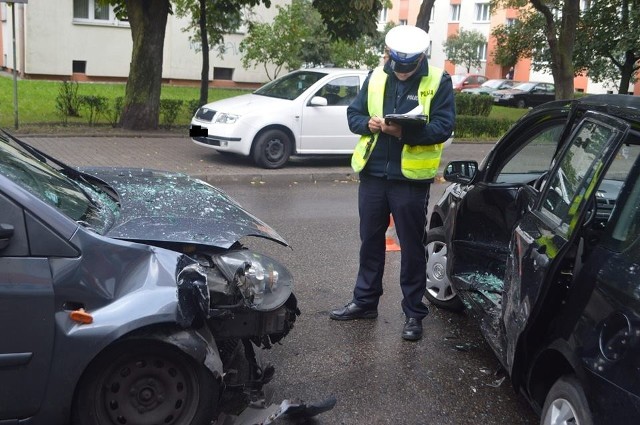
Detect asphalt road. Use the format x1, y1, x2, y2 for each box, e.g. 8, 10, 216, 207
215, 179, 537, 425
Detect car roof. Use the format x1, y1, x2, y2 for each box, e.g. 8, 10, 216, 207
297, 67, 369, 75
575, 94, 640, 122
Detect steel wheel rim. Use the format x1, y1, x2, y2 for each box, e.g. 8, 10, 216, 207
426, 239, 457, 301
265, 137, 285, 163
543, 398, 579, 425
98, 352, 200, 425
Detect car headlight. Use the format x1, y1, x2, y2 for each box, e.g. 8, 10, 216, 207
214, 112, 240, 124
213, 250, 293, 312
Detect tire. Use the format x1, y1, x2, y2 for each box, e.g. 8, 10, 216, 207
541, 375, 593, 425
516, 99, 527, 108
252, 129, 292, 169
424, 227, 465, 311
72, 340, 219, 425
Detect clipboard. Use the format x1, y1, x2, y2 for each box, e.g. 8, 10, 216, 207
384, 113, 428, 126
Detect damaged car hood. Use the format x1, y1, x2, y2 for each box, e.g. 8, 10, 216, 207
81, 167, 287, 249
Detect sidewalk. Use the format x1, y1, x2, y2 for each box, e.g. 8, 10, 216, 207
20, 133, 494, 184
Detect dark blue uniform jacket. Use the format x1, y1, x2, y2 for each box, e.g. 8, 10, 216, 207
347, 59, 456, 182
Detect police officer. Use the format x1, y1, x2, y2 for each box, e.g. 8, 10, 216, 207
329, 25, 455, 341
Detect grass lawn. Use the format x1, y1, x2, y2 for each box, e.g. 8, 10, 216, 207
0, 74, 250, 131
1, 73, 528, 136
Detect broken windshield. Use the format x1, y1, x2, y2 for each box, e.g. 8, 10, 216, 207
0, 140, 118, 234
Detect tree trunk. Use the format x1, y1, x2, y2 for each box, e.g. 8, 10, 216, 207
199, 0, 209, 106
415, 0, 435, 34
618, 50, 637, 95
119, 0, 170, 130
530, 0, 580, 100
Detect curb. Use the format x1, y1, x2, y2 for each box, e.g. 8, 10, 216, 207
196, 171, 360, 185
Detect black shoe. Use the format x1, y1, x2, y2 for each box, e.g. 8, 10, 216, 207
402, 318, 423, 341
329, 302, 378, 321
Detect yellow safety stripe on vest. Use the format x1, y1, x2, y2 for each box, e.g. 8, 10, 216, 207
351, 65, 447, 180
351, 67, 386, 172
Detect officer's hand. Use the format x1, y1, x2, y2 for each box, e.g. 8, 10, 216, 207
368, 116, 383, 133
381, 120, 402, 139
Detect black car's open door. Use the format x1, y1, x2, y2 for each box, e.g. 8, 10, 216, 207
503, 111, 630, 376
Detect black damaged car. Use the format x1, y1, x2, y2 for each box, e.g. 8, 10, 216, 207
425, 95, 640, 424
0, 130, 334, 424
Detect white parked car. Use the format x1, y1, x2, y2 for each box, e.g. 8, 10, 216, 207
190, 68, 369, 169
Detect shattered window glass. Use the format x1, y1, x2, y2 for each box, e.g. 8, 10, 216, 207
496, 124, 564, 183
539, 120, 615, 236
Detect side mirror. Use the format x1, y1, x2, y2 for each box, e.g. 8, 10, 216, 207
309, 96, 328, 107
444, 160, 478, 184
0, 223, 14, 250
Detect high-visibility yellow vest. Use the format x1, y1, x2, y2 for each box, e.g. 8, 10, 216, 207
351, 65, 446, 180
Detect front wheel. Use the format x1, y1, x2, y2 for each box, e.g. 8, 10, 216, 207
72, 340, 220, 425
541, 375, 593, 425
516, 99, 527, 108
424, 227, 464, 311
252, 129, 292, 169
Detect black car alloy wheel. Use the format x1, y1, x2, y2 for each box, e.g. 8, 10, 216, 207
72, 340, 219, 425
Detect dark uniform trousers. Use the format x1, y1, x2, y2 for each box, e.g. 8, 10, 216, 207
352, 174, 431, 320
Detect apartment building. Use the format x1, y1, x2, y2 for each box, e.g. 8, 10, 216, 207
0, 0, 285, 87
0, 1, 635, 94
380, 0, 637, 95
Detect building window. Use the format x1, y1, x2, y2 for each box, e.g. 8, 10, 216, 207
506, 18, 516, 27
213, 67, 234, 80
427, 41, 432, 58
450, 4, 461, 21
73, 0, 124, 24
475, 3, 490, 21
72, 60, 87, 74
476, 43, 488, 61
379, 7, 388, 22
430, 6, 435, 21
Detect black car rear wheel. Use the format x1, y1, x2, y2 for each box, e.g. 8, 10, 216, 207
72, 340, 219, 425
541, 375, 593, 425
424, 227, 464, 312
252, 129, 292, 169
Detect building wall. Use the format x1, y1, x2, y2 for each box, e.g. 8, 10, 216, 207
384, 0, 637, 95
0, 0, 286, 86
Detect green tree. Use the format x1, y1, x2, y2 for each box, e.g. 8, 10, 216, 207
240, 1, 331, 79
491, 13, 547, 68
443, 29, 487, 73
173, 0, 267, 107
491, 0, 580, 100
312, 0, 386, 41
575, 0, 640, 94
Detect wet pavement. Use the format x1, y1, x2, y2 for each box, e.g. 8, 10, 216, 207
19, 133, 495, 184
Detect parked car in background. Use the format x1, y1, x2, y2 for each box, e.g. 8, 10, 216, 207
190, 68, 368, 169
492, 81, 556, 108
0, 130, 307, 424
461, 78, 519, 95
451, 74, 488, 91
424, 95, 640, 424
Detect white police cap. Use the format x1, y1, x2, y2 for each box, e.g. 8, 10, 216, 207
385, 25, 430, 63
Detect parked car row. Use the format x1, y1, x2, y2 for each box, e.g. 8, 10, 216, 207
492, 81, 556, 108
461, 78, 519, 95
425, 94, 640, 424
